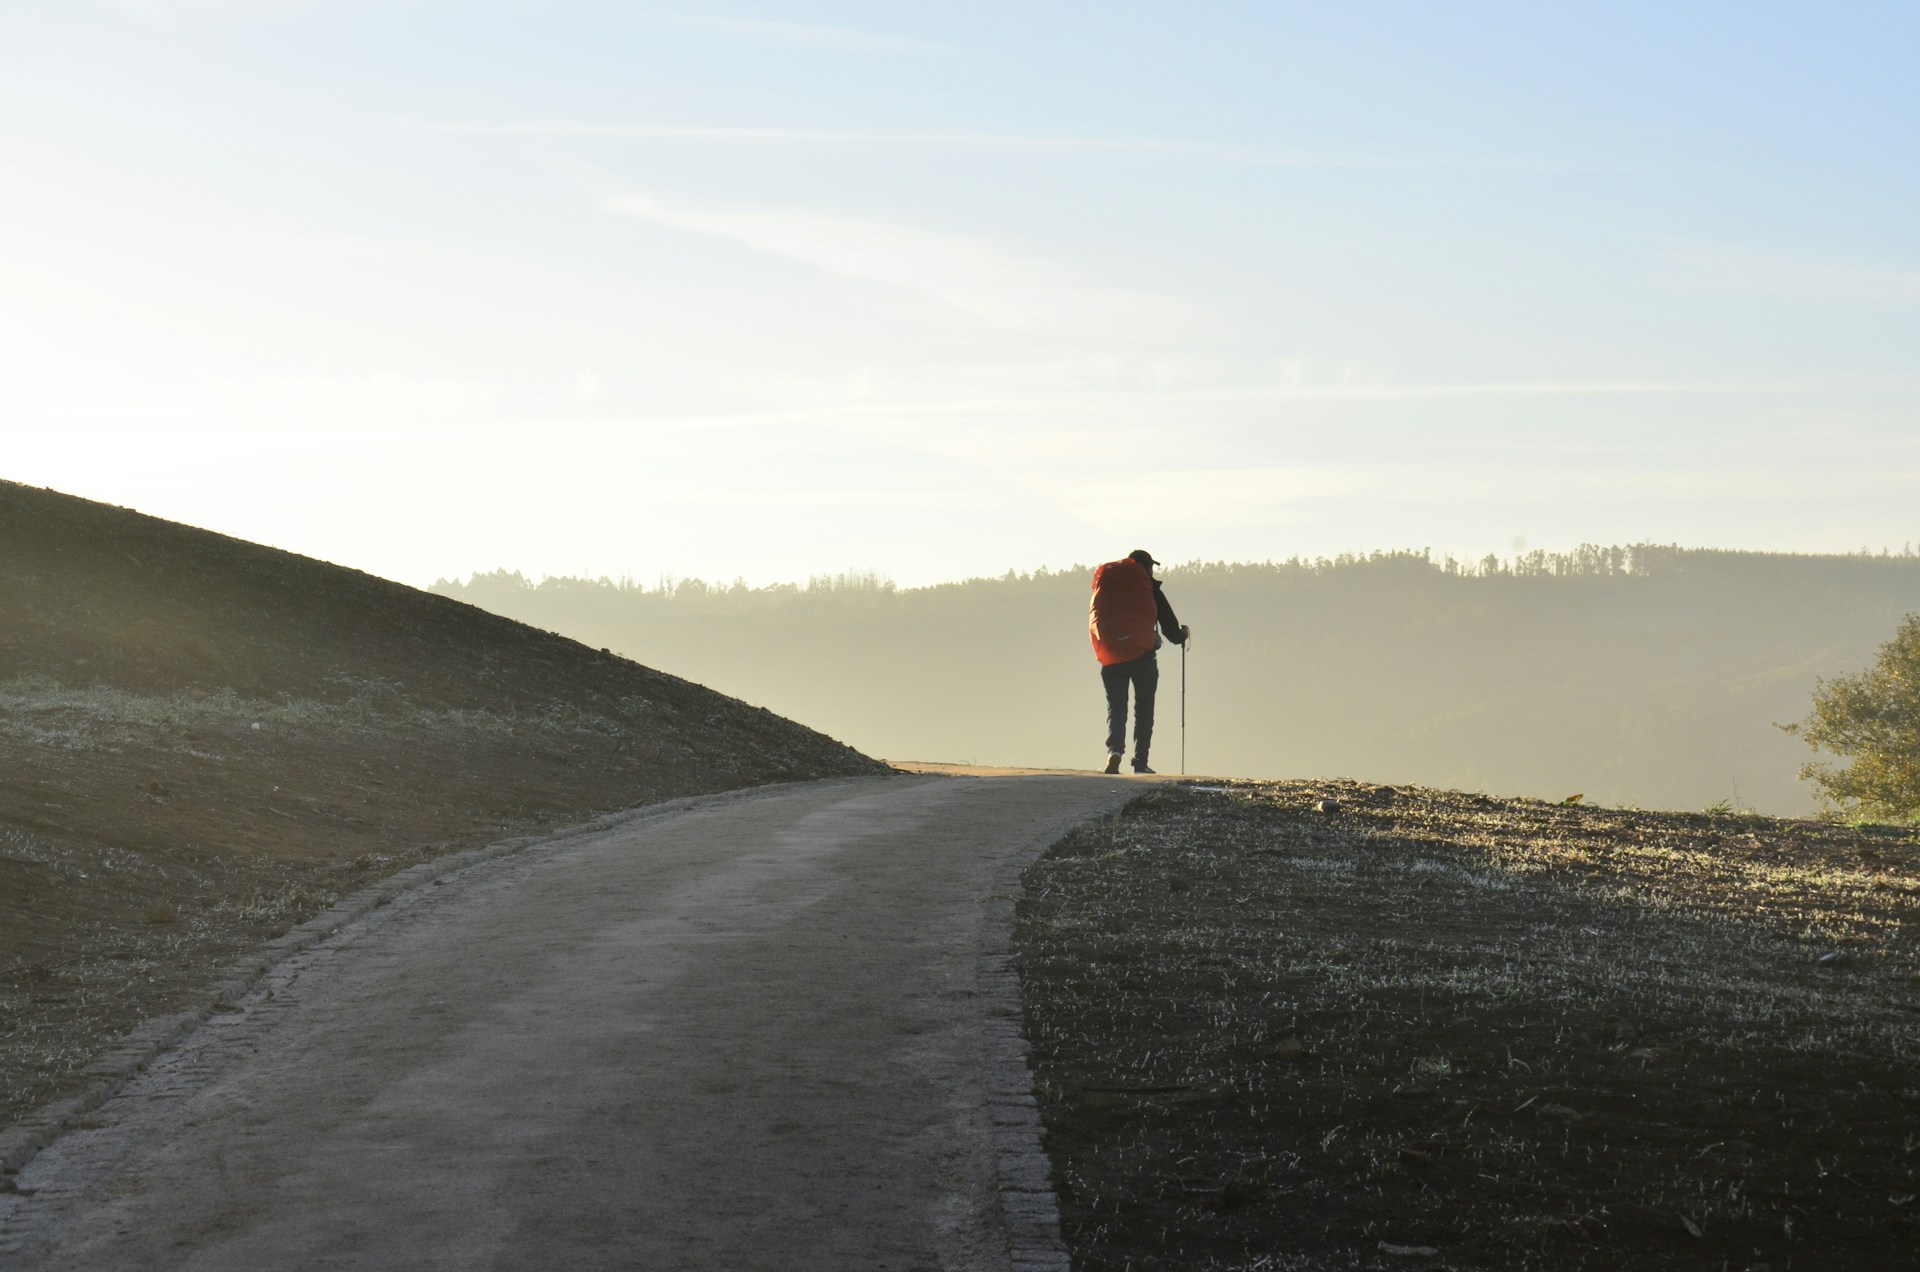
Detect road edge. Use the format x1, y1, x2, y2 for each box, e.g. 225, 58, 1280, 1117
976, 786, 1139, 1271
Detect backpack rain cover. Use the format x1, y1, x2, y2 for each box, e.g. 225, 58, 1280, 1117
1089, 558, 1158, 666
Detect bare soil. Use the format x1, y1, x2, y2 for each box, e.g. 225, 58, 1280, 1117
0, 480, 885, 1130
1017, 780, 1920, 1270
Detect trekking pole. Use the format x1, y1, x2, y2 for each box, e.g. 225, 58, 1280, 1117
1181, 637, 1188, 775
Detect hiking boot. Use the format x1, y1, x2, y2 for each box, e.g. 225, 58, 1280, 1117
1132, 761, 1155, 775
1103, 752, 1122, 775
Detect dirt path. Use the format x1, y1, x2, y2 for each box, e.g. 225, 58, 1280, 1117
0, 773, 1134, 1271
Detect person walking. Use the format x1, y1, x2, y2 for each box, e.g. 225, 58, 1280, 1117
1088, 549, 1190, 775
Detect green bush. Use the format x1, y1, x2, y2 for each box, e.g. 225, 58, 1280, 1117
1786, 614, 1920, 821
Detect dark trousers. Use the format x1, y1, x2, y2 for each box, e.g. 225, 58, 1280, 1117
1101, 651, 1158, 763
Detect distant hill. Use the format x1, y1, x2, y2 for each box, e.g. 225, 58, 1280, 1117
0, 479, 883, 1126
434, 546, 1920, 816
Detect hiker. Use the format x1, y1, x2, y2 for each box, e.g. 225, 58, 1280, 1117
1089, 549, 1189, 775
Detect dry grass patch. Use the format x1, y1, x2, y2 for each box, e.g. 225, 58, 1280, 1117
1017, 781, 1920, 1270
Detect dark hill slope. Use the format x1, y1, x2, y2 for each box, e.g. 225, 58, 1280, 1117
0, 480, 885, 1127
1, 479, 876, 759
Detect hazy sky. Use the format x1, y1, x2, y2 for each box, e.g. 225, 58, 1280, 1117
5, 2, 1917, 587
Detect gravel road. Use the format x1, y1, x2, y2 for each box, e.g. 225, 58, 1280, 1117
0, 773, 1136, 1271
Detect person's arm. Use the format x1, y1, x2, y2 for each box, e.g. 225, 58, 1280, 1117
1152, 583, 1189, 645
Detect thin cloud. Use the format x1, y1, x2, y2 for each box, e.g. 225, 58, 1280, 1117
421, 120, 1604, 172
199, 374, 499, 425
1165, 381, 1801, 401
656, 15, 952, 55
114, 0, 332, 16
512, 376, 1800, 442
1023, 457, 1920, 538
601, 191, 1211, 337
1652, 237, 1920, 305
682, 380, 1800, 425
1370, 465, 1920, 504
1034, 467, 1370, 534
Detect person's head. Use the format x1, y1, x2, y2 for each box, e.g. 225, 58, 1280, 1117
1128, 549, 1158, 576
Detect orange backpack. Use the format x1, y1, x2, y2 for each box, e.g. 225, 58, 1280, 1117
1089, 558, 1159, 666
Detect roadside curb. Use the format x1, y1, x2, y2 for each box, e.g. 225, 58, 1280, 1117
976, 795, 1138, 1272
0, 777, 862, 1185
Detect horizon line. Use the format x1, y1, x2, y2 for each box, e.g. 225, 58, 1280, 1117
428, 540, 1920, 594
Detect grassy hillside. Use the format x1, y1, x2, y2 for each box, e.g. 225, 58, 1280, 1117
433, 547, 1920, 817
0, 480, 884, 1126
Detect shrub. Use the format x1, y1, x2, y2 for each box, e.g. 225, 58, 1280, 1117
1786, 614, 1920, 821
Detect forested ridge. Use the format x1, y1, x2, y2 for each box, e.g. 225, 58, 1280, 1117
434, 545, 1920, 816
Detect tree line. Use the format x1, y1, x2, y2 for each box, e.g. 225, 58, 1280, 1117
433, 545, 1920, 817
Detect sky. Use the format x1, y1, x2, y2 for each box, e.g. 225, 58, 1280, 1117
3, 1, 1917, 588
